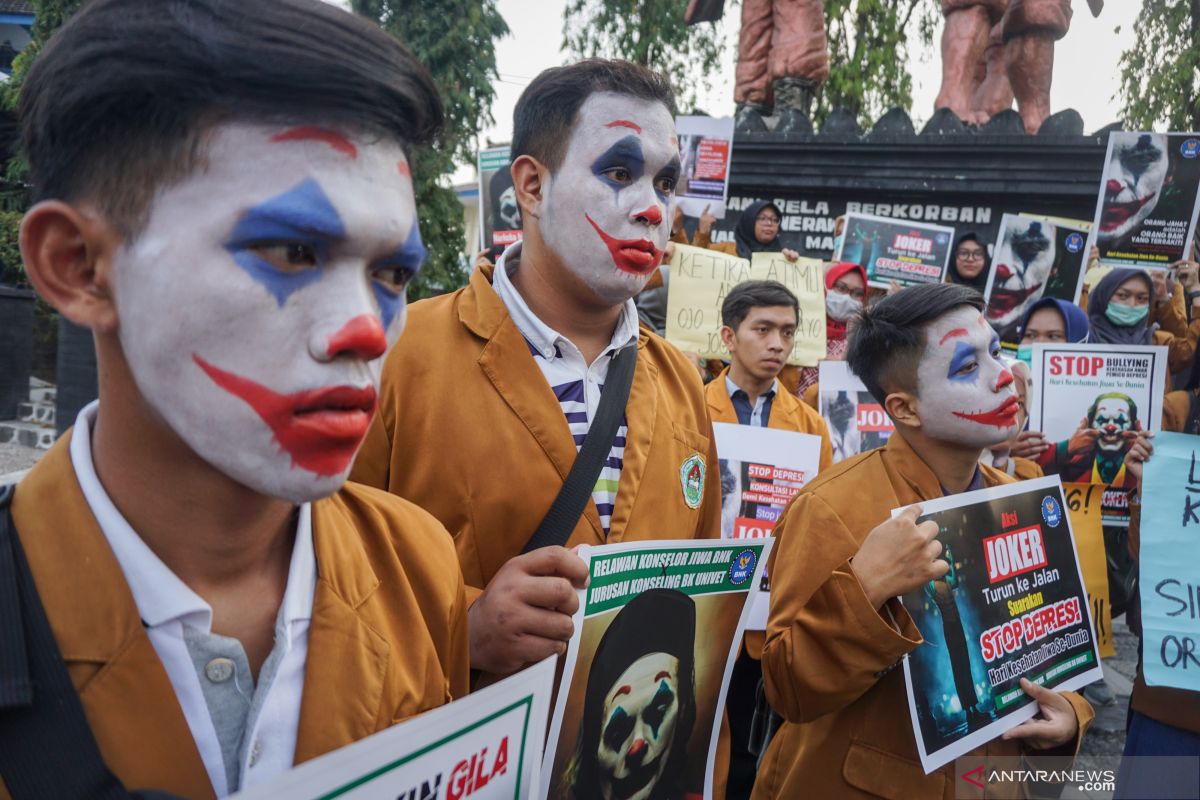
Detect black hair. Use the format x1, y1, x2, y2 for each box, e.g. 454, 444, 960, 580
511, 58, 676, 173
721, 280, 798, 330
846, 282, 985, 404
20, 0, 443, 237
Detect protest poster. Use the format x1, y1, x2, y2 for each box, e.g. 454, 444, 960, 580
817, 360, 894, 463
1139, 432, 1200, 692
834, 212, 954, 290
478, 145, 521, 252
233, 656, 556, 800
894, 477, 1103, 774
1028, 343, 1168, 525
542, 539, 771, 800
664, 244, 825, 366
675, 115, 735, 220
1087, 131, 1200, 269
713, 421, 820, 628
1064, 482, 1115, 658
982, 213, 1090, 340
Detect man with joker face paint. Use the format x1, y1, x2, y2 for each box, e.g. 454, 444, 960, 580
753, 284, 1093, 799
7, 1, 469, 796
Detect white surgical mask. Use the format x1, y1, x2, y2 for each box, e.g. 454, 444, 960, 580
825, 290, 861, 322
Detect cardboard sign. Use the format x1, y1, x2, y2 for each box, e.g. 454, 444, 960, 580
1064, 482, 1115, 658
817, 361, 893, 462
835, 212, 955, 289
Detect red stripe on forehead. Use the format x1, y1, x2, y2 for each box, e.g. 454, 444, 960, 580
270, 126, 358, 159
938, 327, 969, 345
605, 119, 642, 134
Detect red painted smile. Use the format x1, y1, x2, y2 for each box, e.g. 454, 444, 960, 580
986, 282, 1042, 317
193, 354, 376, 476
953, 395, 1021, 428
585, 214, 664, 276
1100, 195, 1153, 232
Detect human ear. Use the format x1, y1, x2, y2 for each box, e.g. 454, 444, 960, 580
885, 391, 921, 429
511, 155, 549, 221
20, 201, 122, 334
719, 325, 737, 352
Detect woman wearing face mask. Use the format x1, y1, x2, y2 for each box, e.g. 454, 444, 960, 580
798, 262, 867, 406
1089, 268, 1198, 376
945, 231, 991, 293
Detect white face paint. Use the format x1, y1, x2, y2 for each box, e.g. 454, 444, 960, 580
986, 219, 1056, 329
1100, 132, 1169, 241
914, 307, 1020, 448
1091, 397, 1134, 453
114, 123, 422, 503
540, 92, 679, 305
597, 652, 681, 800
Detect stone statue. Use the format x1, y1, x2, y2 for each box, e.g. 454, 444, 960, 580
936, 0, 1104, 133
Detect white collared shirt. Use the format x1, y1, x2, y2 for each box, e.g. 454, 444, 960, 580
69, 401, 316, 796
492, 242, 640, 532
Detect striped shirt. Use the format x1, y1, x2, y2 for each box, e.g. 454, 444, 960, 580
493, 243, 640, 534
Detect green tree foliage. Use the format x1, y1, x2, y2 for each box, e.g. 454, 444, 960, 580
1117, 0, 1200, 131
352, 0, 508, 298
562, 0, 729, 111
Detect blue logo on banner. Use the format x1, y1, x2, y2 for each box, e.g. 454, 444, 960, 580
1065, 233, 1084, 253
936, 234, 949, 244
1182, 139, 1200, 159
729, 549, 757, 585
1042, 496, 1063, 527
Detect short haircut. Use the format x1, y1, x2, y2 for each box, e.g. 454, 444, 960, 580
847, 283, 985, 404
20, 0, 443, 237
721, 280, 799, 330
511, 59, 676, 173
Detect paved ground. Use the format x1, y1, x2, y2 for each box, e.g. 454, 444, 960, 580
0, 440, 43, 485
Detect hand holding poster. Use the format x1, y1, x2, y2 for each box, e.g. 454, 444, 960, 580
1139, 433, 1200, 692
675, 115, 735, 219
894, 477, 1102, 773
817, 361, 894, 463
542, 539, 771, 800
233, 656, 556, 799
1028, 343, 1168, 525
1087, 132, 1200, 269
834, 212, 955, 290
983, 214, 1090, 339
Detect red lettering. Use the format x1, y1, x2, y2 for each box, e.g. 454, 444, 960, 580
982, 526, 1048, 583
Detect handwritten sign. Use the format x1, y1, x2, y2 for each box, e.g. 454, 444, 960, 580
1140, 433, 1200, 691
665, 244, 826, 366
1064, 482, 1115, 658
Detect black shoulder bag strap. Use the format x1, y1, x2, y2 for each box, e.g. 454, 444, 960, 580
521, 342, 638, 553
0, 485, 178, 800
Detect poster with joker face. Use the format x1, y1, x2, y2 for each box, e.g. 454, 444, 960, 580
1028, 343, 1168, 525
983, 214, 1089, 340
1087, 132, 1200, 269
478, 145, 522, 252
542, 539, 771, 800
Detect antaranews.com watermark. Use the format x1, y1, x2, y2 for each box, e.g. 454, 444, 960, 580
953, 755, 1199, 799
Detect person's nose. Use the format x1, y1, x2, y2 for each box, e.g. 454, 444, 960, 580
325, 314, 387, 360
632, 204, 663, 226
1106, 179, 1124, 195
994, 369, 1014, 392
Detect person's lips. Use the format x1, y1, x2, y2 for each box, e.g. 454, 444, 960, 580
585, 214, 664, 276
1100, 195, 1153, 232
952, 395, 1021, 427
193, 354, 376, 476
986, 284, 1042, 318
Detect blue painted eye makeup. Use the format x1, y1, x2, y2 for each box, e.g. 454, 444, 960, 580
946, 341, 980, 383
591, 135, 645, 195
369, 222, 427, 328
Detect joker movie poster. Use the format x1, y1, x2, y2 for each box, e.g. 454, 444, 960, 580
478, 145, 521, 252
983, 214, 1090, 340
542, 539, 770, 800
835, 212, 954, 290
895, 478, 1102, 774
1088, 131, 1200, 269
817, 361, 894, 463
1028, 343, 1168, 525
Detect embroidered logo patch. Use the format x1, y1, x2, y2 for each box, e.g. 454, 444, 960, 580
680, 453, 705, 509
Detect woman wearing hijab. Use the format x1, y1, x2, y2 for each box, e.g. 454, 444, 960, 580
798, 262, 867, 404
1089, 268, 1197, 375
945, 231, 991, 293
692, 200, 801, 262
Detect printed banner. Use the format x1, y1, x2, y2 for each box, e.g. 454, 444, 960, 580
713, 422, 820, 628
1087, 132, 1200, 269
664, 244, 825, 366
835, 212, 954, 290
1139, 432, 1200, 692
983, 214, 1090, 340
542, 539, 772, 800
1064, 482, 1115, 658
817, 360, 894, 463
895, 477, 1103, 774
234, 656, 556, 799
1029, 343, 1168, 525
478, 146, 521, 252
675, 115, 735, 219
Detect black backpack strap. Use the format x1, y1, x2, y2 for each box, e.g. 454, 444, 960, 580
0, 484, 132, 799
522, 342, 638, 553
